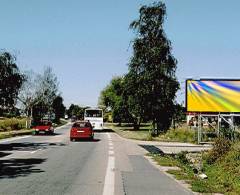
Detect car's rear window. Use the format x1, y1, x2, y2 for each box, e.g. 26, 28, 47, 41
72, 122, 90, 128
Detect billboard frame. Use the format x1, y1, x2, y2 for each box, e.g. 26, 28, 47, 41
185, 78, 240, 113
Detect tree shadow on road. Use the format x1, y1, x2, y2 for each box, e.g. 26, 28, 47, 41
0, 142, 66, 152
0, 152, 11, 158
139, 145, 164, 155
33, 132, 62, 136
71, 138, 101, 142
94, 128, 114, 133
0, 158, 46, 179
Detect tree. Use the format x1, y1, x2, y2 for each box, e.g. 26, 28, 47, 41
31, 66, 59, 123
36, 66, 59, 108
67, 104, 87, 120
0, 52, 25, 116
172, 103, 186, 129
126, 2, 179, 133
52, 95, 66, 123
99, 77, 133, 124
18, 71, 40, 127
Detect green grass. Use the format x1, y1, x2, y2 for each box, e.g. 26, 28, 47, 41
107, 123, 196, 143
150, 153, 179, 167
106, 123, 152, 140
149, 140, 240, 194
159, 127, 196, 143
167, 169, 192, 181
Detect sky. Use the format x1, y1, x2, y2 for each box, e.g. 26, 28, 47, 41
1, 0, 240, 107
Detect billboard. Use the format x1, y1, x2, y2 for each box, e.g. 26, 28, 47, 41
186, 79, 240, 112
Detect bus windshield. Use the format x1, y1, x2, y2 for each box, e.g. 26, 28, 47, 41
85, 110, 103, 118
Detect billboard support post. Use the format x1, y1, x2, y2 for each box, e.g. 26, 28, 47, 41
197, 113, 219, 144
197, 113, 240, 143
217, 114, 220, 136
198, 113, 201, 144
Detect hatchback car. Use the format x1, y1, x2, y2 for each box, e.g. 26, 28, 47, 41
70, 121, 94, 141
33, 120, 54, 135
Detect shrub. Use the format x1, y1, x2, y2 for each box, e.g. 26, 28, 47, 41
206, 137, 232, 164
176, 151, 189, 164
0, 118, 26, 131
162, 128, 196, 143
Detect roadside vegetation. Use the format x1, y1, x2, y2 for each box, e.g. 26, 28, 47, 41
107, 123, 196, 143
0, 117, 27, 131
0, 117, 32, 140
149, 137, 240, 194
0, 51, 67, 139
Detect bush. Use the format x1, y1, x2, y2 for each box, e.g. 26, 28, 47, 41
161, 128, 196, 143
206, 137, 232, 164
0, 118, 26, 131
176, 151, 189, 164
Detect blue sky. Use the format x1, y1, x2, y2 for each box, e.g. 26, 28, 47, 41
1, 0, 240, 107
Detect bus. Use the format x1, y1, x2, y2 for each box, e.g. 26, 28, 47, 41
84, 108, 103, 130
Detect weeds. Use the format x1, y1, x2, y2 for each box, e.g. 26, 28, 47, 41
206, 137, 232, 164
0, 118, 26, 131
159, 128, 196, 143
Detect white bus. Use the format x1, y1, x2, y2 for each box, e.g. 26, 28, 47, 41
84, 108, 103, 130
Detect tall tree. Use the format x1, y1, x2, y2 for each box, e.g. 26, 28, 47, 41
18, 70, 39, 127
52, 95, 66, 123
126, 2, 179, 133
0, 52, 25, 115
32, 66, 59, 122
36, 66, 59, 108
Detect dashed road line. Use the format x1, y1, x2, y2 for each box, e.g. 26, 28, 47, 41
103, 133, 115, 195
109, 150, 114, 155
109, 146, 114, 150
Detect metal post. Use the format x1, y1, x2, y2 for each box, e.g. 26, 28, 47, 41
217, 114, 220, 136
198, 114, 201, 144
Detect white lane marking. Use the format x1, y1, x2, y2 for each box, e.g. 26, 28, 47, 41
102, 155, 115, 195
0, 135, 31, 143
107, 133, 111, 139
103, 133, 115, 195
109, 150, 114, 155
109, 146, 114, 150
30, 149, 42, 154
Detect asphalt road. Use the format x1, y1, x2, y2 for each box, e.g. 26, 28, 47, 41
0, 123, 193, 195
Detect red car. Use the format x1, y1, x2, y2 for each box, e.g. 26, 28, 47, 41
34, 120, 54, 135
70, 121, 94, 141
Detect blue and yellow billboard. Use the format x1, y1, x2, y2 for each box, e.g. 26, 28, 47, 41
186, 79, 240, 112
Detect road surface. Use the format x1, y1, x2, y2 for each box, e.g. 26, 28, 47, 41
0, 123, 193, 195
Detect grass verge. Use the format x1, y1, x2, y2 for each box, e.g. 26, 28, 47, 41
107, 123, 196, 143
0, 129, 34, 140
149, 139, 240, 194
